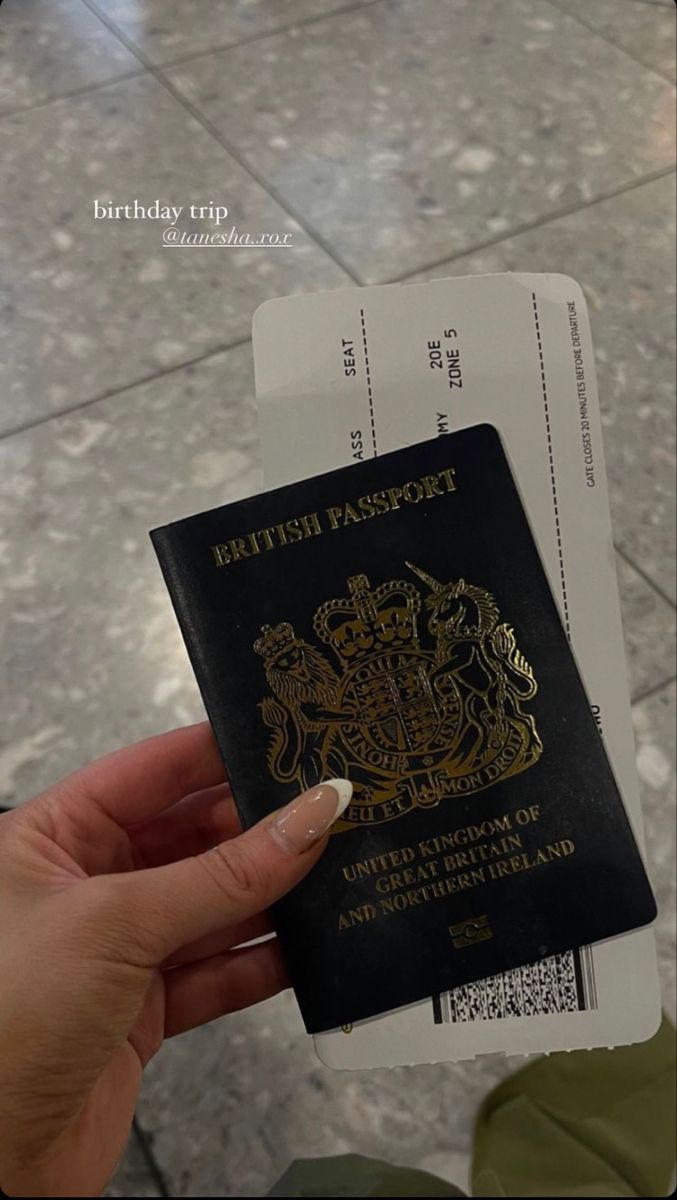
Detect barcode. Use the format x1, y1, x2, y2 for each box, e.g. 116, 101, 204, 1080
432, 947, 597, 1024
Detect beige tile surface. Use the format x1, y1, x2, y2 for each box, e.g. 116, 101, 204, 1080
555, 0, 676, 81
0, 0, 140, 116
0, 73, 350, 435
93, 0, 377, 65
165, 0, 676, 282
0, 345, 257, 806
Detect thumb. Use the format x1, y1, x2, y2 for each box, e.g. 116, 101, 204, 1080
112, 778, 352, 961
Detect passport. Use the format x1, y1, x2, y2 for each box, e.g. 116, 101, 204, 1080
150, 425, 656, 1033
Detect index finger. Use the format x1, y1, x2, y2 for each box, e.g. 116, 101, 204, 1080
61, 722, 226, 826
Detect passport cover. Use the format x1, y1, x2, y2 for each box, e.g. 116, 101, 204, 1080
150, 425, 656, 1033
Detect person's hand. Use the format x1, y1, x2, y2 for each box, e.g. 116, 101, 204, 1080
0, 723, 351, 1197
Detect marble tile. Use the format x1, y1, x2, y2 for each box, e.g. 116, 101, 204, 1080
633, 680, 676, 1015
165, 0, 676, 284
105, 1127, 161, 1197
0, 73, 350, 435
0, 344, 262, 807
555, 0, 676, 81
412, 173, 677, 601
137, 988, 516, 1197
0, 0, 140, 116
617, 555, 676, 701
93, 0, 375, 66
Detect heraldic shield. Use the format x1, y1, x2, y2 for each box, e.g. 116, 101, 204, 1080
254, 564, 543, 831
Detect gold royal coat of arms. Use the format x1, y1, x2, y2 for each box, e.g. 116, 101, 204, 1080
254, 563, 542, 832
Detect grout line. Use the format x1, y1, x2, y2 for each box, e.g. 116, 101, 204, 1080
16, 2, 673, 290
545, 0, 676, 86
3, 161, 674, 441
389, 164, 677, 284
0, 339, 251, 441
632, 675, 677, 707
132, 1116, 171, 1198
141, 0, 389, 74
78, 0, 193, 71
151, 72, 360, 283
0, 68, 147, 123
89, 0, 673, 294
5, 0, 673, 459
78, 0, 361, 284
616, 543, 677, 612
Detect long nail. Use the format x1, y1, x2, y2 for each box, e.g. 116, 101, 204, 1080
271, 779, 352, 853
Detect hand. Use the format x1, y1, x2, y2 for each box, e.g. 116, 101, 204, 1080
0, 722, 351, 1197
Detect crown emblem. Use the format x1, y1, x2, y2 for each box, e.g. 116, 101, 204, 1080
313, 572, 421, 666
253, 622, 298, 662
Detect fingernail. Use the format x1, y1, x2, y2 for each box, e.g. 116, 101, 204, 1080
271, 778, 352, 854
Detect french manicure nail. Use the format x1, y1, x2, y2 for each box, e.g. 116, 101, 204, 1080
271, 778, 352, 853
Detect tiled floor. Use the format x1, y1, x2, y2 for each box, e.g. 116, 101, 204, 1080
0, 0, 675, 1195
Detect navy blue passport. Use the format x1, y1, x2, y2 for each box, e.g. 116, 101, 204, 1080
150, 425, 655, 1033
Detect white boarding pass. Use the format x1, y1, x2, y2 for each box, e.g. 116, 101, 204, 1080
252, 273, 659, 1067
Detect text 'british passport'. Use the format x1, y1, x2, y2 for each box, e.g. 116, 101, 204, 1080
151, 426, 655, 1032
